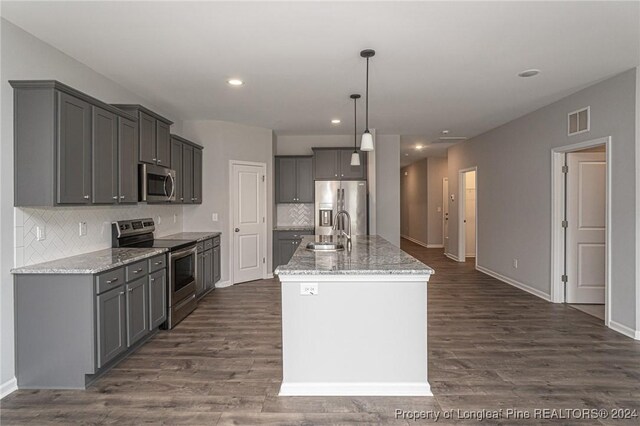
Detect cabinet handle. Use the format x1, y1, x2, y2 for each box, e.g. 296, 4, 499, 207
153, 158, 157, 161
119, 291, 125, 296
83, 195, 90, 199
112, 195, 118, 200
106, 278, 119, 284
154, 261, 163, 265
180, 197, 184, 201
157, 159, 162, 163
120, 195, 125, 200
133, 268, 143, 274
128, 288, 133, 293
335, 174, 338, 177
150, 278, 155, 282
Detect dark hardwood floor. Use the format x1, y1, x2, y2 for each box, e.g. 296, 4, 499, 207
2, 239, 639, 425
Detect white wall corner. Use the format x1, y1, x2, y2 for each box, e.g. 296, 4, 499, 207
0, 377, 18, 400
636, 66, 640, 336
476, 264, 552, 302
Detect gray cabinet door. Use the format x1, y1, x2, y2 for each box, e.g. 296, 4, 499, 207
97, 286, 127, 368
313, 149, 339, 180
339, 149, 366, 180
296, 157, 314, 202
170, 138, 184, 203
57, 92, 92, 204
213, 245, 221, 283
204, 249, 214, 290
276, 157, 297, 203
118, 117, 138, 203
155, 121, 170, 167
277, 240, 298, 267
138, 111, 156, 164
182, 144, 194, 204
148, 269, 167, 330
193, 148, 203, 204
92, 106, 118, 203
196, 251, 205, 296
126, 277, 148, 347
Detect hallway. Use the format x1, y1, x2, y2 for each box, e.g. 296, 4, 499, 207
1, 240, 639, 425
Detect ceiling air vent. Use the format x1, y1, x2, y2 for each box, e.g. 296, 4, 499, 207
568, 106, 590, 136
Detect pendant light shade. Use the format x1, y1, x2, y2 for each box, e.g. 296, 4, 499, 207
360, 49, 376, 152
350, 94, 361, 166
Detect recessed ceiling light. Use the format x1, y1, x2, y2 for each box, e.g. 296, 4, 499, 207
331, 119, 341, 124
227, 79, 244, 86
518, 69, 540, 78
441, 130, 450, 135
415, 144, 424, 150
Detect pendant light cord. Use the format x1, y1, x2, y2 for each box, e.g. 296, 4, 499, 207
354, 96, 357, 150
365, 57, 369, 131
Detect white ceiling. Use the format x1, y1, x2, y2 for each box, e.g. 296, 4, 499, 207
3, 1, 639, 166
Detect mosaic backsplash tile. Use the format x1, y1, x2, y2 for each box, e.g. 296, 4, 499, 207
276, 203, 314, 227
14, 205, 184, 267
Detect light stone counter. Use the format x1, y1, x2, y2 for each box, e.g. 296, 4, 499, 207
160, 231, 221, 242
11, 247, 167, 275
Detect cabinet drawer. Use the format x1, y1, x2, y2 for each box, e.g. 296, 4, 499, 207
148, 254, 166, 273
125, 260, 148, 282
276, 230, 314, 240
204, 238, 214, 250
212, 235, 221, 247
197, 241, 205, 253
96, 268, 126, 295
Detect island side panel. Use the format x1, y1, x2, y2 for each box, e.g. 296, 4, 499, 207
280, 277, 429, 395
15, 274, 95, 389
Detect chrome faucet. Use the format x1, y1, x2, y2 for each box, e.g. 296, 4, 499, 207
333, 210, 352, 250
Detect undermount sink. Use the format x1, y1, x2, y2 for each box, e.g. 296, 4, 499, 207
306, 242, 345, 252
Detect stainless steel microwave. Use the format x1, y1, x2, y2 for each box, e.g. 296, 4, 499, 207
139, 163, 176, 202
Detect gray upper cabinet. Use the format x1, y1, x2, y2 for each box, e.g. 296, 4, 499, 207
11, 81, 137, 207
92, 106, 118, 204
182, 144, 194, 204
156, 121, 171, 167
193, 148, 203, 204
170, 137, 184, 202
118, 117, 138, 203
148, 269, 167, 330
125, 277, 149, 347
276, 156, 313, 203
313, 148, 367, 181
97, 286, 127, 368
111, 104, 173, 168
313, 149, 339, 180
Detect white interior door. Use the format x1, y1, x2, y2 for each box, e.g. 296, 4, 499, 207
443, 178, 449, 251
232, 162, 266, 284
566, 152, 606, 303
464, 171, 476, 257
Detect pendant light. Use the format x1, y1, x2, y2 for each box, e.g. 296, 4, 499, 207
350, 94, 361, 166
360, 49, 376, 151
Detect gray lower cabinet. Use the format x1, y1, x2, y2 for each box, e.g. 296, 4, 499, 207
196, 249, 205, 296
273, 230, 314, 270
149, 269, 167, 329
97, 286, 127, 368
14, 253, 168, 389
213, 244, 221, 283
196, 236, 220, 297
126, 277, 149, 347
10, 81, 139, 207
204, 249, 214, 291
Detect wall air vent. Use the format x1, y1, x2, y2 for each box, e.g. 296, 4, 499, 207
568, 106, 590, 136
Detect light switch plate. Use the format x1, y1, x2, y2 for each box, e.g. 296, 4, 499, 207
36, 226, 46, 241
212, 213, 218, 222
300, 283, 318, 296
78, 222, 87, 236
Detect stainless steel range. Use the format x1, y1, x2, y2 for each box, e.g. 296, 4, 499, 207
112, 218, 197, 329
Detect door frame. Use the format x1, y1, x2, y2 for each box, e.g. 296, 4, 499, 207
457, 166, 478, 267
228, 160, 268, 286
442, 177, 449, 251
550, 136, 611, 325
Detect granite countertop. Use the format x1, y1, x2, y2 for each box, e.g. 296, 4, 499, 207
161, 231, 221, 242
11, 248, 168, 275
274, 226, 315, 231
275, 235, 434, 276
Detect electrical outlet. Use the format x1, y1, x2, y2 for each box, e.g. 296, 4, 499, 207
173, 214, 177, 224
78, 222, 87, 236
300, 283, 318, 296
212, 213, 218, 222
513, 259, 518, 269
36, 226, 46, 241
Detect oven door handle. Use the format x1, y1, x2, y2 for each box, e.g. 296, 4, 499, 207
164, 173, 175, 201
170, 245, 197, 260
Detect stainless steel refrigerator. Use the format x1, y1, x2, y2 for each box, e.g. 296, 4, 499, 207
315, 181, 368, 236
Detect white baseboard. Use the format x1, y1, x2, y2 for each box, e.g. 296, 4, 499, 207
215, 280, 232, 289
265, 273, 274, 279
476, 264, 551, 302
400, 235, 428, 248
608, 320, 640, 340
0, 377, 17, 399
279, 382, 432, 396
427, 244, 444, 248
444, 252, 461, 262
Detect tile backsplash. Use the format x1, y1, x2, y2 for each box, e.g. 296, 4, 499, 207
14, 205, 184, 267
276, 203, 314, 227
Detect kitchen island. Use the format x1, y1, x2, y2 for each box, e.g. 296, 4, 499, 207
275, 235, 434, 396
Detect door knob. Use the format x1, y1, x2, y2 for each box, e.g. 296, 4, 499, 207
235, 228, 240, 232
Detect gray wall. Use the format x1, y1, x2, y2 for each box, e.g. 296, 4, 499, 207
181, 120, 274, 283
0, 19, 183, 393
427, 157, 447, 246
447, 68, 638, 332
401, 159, 428, 244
